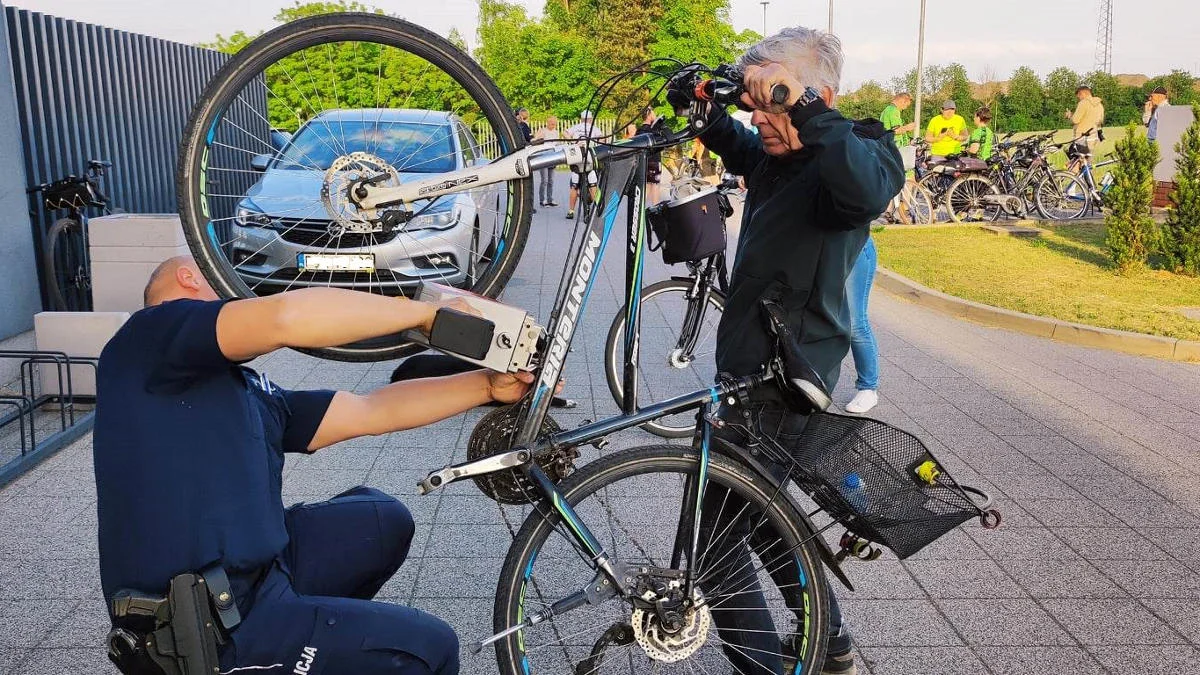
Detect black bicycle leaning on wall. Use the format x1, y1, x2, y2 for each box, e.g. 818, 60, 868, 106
27, 159, 115, 312
177, 14, 1002, 674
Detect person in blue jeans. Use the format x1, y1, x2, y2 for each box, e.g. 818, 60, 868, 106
844, 236, 879, 413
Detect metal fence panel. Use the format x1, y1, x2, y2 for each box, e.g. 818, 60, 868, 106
3, 7, 260, 307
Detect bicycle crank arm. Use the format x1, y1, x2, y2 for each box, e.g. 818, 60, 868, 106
358, 144, 587, 211
417, 449, 531, 495
471, 571, 619, 654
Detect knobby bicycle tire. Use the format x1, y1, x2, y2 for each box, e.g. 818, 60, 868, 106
176, 13, 532, 361
604, 279, 726, 438
494, 445, 829, 675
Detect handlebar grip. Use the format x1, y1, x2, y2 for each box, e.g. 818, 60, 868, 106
771, 84, 790, 106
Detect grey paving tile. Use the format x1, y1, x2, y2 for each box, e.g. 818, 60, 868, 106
1051, 526, 1171, 561
0, 649, 30, 672
12, 647, 118, 674
1090, 559, 1200, 599
839, 599, 962, 647
0, 599, 77, 649
1144, 598, 1200, 645
1107, 498, 1200, 529
39, 600, 108, 648
976, 646, 1105, 675
0, 559, 100, 600
859, 646, 987, 675
939, 599, 1076, 647
905, 559, 1026, 599
1021, 498, 1126, 528
965, 526, 1080, 560
1042, 599, 1184, 645
997, 558, 1124, 599
1140, 528, 1200, 571
1090, 645, 1200, 675
837, 561, 926, 599
412, 557, 505, 599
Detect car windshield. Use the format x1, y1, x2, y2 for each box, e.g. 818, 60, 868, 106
273, 118, 458, 173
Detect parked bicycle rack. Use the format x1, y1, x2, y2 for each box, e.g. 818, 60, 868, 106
0, 349, 97, 487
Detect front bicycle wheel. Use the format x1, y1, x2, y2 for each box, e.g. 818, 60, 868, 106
947, 175, 1001, 222
1034, 171, 1091, 220
494, 445, 829, 675
604, 279, 725, 438
177, 13, 532, 361
896, 182, 935, 225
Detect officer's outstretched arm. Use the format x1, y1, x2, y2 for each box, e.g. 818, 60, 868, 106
305, 370, 535, 451
215, 288, 439, 362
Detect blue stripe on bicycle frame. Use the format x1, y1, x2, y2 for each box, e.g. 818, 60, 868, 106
709, 386, 720, 404
206, 221, 218, 248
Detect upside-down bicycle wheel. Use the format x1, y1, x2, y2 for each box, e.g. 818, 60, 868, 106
177, 13, 532, 361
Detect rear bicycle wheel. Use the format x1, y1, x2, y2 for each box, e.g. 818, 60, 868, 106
44, 217, 92, 312
1034, 170, 1091, 220
604, 279, 725, 438
176, 13, 532, 361
896, 182, 934, 225
947, 175, 1001, 222
494, 445, 829, 675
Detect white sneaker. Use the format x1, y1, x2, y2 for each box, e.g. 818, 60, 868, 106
844, 390, 878, 414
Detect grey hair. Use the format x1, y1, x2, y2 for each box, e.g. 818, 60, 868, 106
737, 26, 844, 95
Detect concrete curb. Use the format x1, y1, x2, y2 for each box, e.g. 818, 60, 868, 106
876, 267, 1200, 363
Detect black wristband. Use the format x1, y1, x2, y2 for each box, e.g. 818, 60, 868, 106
788, 96, 831, 132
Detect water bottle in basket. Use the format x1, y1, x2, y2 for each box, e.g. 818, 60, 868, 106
842, 473, 869, 513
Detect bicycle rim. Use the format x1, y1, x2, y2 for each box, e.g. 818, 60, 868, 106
45, 218, 90, 312
900, 184, 935, 225
494, 446, 829, 675
176, 13, 531, 361
948, 175, 1000, 222
1035, 171, 1090, 220
605, 281, 724, 438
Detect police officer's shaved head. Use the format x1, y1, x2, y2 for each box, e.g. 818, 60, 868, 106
143, 255, 219, 307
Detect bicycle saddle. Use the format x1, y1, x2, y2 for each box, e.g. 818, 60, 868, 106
760, 299, 832, 415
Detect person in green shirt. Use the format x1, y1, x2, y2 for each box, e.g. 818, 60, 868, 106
965, 106, 995, 161
924, 99, 968, 156
879, 92, 916, 146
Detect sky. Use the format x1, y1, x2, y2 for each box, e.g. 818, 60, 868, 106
8, 0, 1199, 91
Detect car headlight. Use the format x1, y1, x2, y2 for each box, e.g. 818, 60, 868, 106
406, 205, 461, 231
236, 205, 272, 227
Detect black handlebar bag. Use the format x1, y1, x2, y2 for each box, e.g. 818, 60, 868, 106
647, 186, 730, 264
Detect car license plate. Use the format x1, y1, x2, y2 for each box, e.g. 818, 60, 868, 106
297, 253, 375, 273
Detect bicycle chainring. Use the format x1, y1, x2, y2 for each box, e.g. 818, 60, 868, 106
466, 404, 577, 505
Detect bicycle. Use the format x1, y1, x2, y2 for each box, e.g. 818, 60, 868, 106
601, 177, 740, 438
1056, 132, 1117, 216
913, 140, 999, 222
27, 159, 115, 312
179, 18, 1000, 673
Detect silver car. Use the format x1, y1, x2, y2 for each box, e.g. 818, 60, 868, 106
231, 109, 494, 294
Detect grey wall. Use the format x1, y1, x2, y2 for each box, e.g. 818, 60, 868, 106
0, 3, 41, 340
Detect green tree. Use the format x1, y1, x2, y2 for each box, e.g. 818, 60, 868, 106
1044, 66, 1080, 129
1145, 70, 1198, 106
1105, 123, 1160, 271
996, 66, 1043, 132
838, 81, 891, 121
1161, 105, 1200, 275
1083, 70, 1138, 127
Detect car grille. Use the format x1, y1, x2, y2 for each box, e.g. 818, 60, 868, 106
272, 218, 398, 248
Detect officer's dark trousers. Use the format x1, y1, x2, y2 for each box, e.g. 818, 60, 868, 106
218, 486, 458, 675
700, 405, 847, 674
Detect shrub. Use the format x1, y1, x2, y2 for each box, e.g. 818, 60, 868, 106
1161, 105, 1200, 275
1104, 123, 1159, 271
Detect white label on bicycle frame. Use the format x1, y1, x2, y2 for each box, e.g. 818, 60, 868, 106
539, 230, 602, 389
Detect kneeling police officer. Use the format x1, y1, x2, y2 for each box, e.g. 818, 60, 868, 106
95, 256, 533, 675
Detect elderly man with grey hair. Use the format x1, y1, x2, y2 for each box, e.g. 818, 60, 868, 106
670, 26, 903, 675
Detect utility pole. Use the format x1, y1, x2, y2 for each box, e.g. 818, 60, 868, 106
828, 0, 834, 33
913, 0, 928, 142
760, 1, 769, 36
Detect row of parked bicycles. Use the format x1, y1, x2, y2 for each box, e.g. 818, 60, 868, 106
886, 128, 1117, 226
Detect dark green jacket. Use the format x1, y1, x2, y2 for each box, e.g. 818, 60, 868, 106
702, 106, 903, 389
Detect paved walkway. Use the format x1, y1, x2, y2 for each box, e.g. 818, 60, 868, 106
1, 177, 1199, 674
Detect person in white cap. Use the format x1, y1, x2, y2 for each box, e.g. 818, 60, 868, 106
565, 110, 600, 219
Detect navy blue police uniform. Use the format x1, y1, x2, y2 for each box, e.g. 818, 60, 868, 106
94, 299, 458, 674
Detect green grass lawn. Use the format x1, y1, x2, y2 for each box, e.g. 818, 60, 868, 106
873, 221, 1200, 341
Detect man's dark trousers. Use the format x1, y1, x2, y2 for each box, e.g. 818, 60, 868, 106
218, 486, 459, 674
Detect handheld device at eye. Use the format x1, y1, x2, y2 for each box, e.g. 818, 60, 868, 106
405, 282, 543, 373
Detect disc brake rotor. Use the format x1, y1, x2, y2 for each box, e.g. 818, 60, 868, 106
321, 152, 401, 233
630, 599, 711, 662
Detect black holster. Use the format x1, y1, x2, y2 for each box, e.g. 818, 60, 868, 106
107, 567, 241, 675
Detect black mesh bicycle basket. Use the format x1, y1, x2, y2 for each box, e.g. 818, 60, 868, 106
780, 412, 992, 559
646, 187, 728, 264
